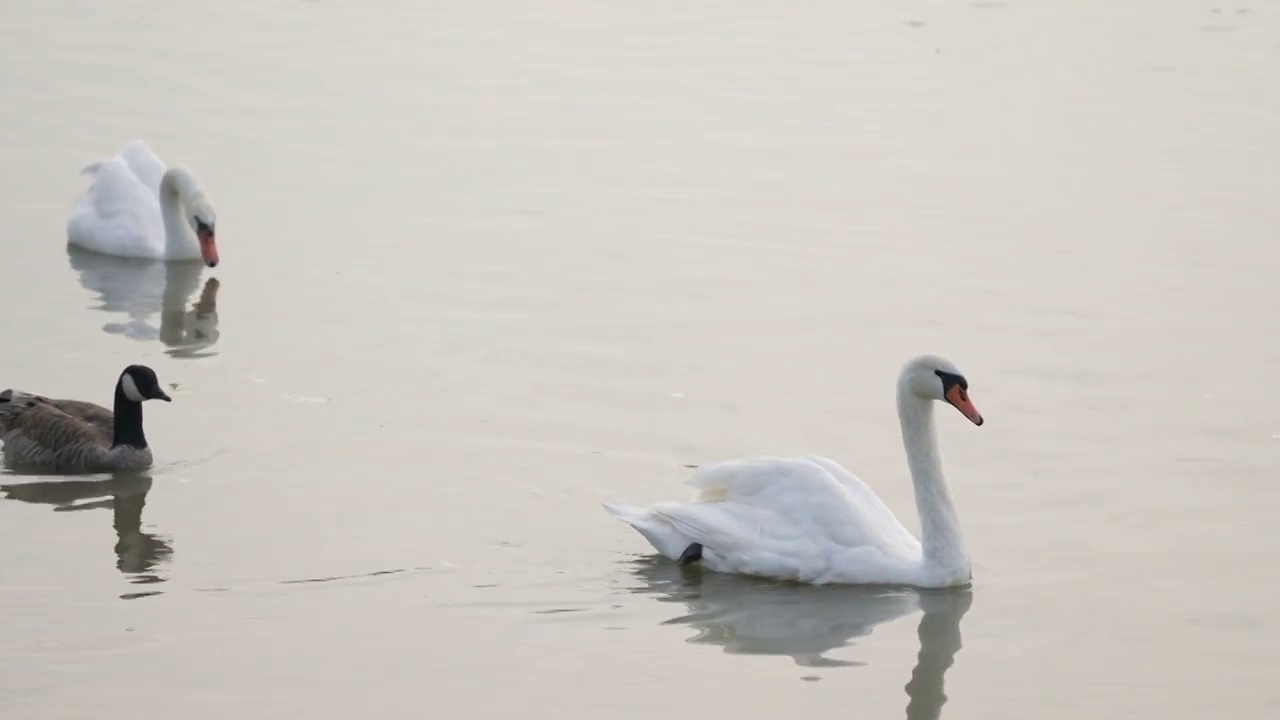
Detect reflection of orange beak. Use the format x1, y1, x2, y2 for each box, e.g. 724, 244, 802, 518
196, 277, 219, 312
197, 227, 219, 268
945, 385, 984, 426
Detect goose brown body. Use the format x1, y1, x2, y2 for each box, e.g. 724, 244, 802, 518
0, 365, 170, 473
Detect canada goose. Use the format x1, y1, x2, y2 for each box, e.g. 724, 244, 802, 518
0, 365, 172, 473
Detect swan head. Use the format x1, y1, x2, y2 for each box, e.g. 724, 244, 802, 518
161, 166, 220, 268
186, 197, 219, 268
901, 355, 983, 426
119, 365, 172, 404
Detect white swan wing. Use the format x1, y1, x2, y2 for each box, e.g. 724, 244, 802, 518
804, 455, 910, 528
116, 139, 167, 192
637, 457, 921, 582
67, 154, 164, 258
690, 457, 913, 538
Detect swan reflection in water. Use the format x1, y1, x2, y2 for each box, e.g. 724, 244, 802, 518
627, 558, 972, 720
67, 246, 221, 358
1, 472, 173, 593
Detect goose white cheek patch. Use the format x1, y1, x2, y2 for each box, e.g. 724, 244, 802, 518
120, 373, 146, 402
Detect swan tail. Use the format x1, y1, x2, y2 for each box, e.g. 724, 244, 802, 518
601, 502, 647, 525
648, 502, 748, 549
602, 502, 696, 561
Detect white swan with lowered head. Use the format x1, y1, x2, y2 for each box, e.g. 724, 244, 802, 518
603, 354, 985, 588
67, 140, 220, 267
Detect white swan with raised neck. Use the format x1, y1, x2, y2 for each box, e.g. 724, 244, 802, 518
603, 354, 985, 588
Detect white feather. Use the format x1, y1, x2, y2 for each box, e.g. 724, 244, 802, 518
602, 354, 982, 588
120, 373, 145, 403
66, 139, 215, 262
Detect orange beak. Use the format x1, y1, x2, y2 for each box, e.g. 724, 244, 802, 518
945, 385, 984, 426
197, 227, 219, 268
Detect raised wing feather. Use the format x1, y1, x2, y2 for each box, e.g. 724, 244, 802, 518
805, 455, 908, 528
67, 145, 165, 257
673, 456, 920, 556
117, 139, 167, 191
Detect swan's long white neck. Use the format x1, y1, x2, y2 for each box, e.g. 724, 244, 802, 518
896, 377, 970, 581
158, 168, 201, 260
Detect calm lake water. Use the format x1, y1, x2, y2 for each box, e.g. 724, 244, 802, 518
1, 1, 1278, 718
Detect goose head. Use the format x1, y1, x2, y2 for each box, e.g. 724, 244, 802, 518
901, 354, 984, 426
119, 365, 172, 404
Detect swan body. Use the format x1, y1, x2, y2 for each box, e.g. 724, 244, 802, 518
603, 354, 985, 589
0, 365, 172, 473
67, 140, 220, 267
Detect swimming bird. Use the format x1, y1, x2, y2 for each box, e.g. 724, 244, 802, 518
67, 139, 220, 267
603, 354, 985, 588
0, 365, 173, 473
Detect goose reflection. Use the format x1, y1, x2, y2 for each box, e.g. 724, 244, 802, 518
627, 559, 971, 719
67, 246, 220, 358
1, 472, 173, 590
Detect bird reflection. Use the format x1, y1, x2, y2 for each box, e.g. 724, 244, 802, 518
627, 559, 972, 719
67, 246, 221, 358
904, 590, 971, 720
0, 472, 173, 590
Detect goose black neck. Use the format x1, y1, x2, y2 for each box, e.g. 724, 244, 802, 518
112, 383, 147, 449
